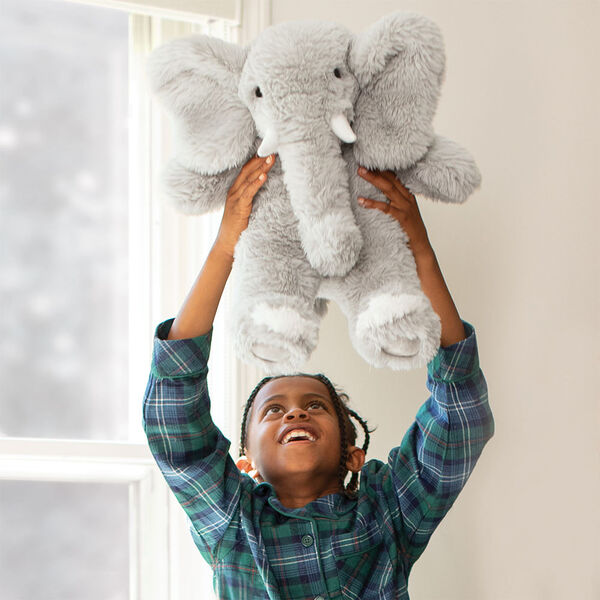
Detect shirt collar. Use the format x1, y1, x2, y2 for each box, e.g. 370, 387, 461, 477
254, 482, 357, 518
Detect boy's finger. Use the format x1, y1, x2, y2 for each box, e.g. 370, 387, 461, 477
358, 167, 395, 195
230, 171, 268, 207
239, 172, 267, 201
229, 159, 263, 195
358, 196, 388, 211
230, 155, 273, 195
245, 153, 275, 174
358, 197, 399, 218
246, 170, 269, 191
377, 170, 415, 201
358, 167, 413, 203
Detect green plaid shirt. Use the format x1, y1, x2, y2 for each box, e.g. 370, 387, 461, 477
143, 319, 494, 600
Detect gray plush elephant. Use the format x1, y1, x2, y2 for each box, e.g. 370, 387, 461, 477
147, 11, 481, 373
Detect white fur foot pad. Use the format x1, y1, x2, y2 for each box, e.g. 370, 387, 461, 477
234, 303, 319, 374
252, 304, 315, 338
354, 293, 441, 370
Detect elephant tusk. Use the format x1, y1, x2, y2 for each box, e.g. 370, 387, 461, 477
330, 113, 357, 144
257, 129, 279, 157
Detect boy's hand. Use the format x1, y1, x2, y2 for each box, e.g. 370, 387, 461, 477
215, 154, 275, 259
356, 167, 433, 260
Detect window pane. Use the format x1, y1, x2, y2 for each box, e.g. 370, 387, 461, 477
0, 0, 129, 439
0, 480, 129, 600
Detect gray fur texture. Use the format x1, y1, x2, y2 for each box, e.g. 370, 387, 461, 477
147, 11, 481, 373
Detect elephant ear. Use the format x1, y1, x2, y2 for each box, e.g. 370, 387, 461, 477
348, 12, 445, 170
147, 35, 256, 174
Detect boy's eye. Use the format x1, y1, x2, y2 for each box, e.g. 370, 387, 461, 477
264, 401, 325, 416
308, 401, 325, 410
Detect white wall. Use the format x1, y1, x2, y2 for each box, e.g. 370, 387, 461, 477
268, 1, 600, 598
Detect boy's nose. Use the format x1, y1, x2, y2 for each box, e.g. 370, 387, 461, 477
284, 408, 308, 420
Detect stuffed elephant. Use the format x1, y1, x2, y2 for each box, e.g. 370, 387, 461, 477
147, 11, 481, 373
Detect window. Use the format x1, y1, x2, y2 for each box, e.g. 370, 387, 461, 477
0, 0, 130, 441
0, 1, 270, 598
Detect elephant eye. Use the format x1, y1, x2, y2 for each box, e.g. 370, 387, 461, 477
333, 68, 342, 78
255, 86, 263, 98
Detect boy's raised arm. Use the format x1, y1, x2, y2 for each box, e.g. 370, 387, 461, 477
142, 154, 273, 557
357, 167, 493, 568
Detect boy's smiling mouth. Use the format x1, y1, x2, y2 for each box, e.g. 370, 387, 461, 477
279, 426, 318, 444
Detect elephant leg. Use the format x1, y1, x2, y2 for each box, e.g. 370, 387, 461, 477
231, 195, 324, 374
326, 224, 440, 369
323, 155, 441, 369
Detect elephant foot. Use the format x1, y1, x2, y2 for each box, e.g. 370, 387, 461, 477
235, 302, 319, 374
382, 337, 421, 358
302, 216, 363, 277
251, 343, 288, 364
354, 292, 441, 369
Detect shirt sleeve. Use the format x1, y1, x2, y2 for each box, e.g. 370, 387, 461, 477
380, 320, 494, 571
142, 319, 244, 561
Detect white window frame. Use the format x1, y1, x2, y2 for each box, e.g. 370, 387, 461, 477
0, 2, 272, 599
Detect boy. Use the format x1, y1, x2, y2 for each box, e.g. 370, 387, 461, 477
143, 155, 494, 599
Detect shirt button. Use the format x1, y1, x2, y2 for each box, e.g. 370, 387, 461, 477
301, 534, 314, 547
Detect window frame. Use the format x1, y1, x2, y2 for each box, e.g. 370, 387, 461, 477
61, 0, 241, 23
0, 1, 272, 598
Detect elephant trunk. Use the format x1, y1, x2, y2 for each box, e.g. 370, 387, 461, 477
274, 124, 363, 277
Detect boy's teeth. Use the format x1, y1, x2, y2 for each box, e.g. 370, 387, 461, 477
282, 429, 316, 444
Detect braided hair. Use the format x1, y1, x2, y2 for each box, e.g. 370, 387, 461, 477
239, 373, 374, 499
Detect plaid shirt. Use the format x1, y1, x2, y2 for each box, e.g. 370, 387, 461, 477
143, 319, 494, 600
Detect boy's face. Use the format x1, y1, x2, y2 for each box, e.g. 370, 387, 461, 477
244, 376, 357, 490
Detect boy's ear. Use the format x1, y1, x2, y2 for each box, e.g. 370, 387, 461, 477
346, 446, 366, 473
